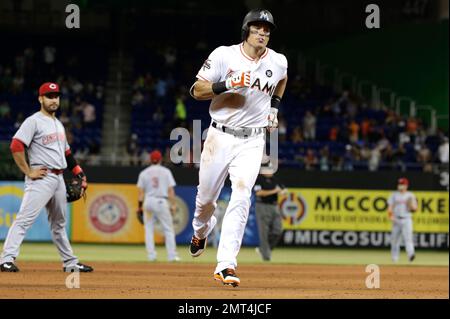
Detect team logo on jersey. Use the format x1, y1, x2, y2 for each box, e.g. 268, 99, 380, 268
89, 194, 128, 233
251, 78, 276, 95
260, 11, 269, 21
265, 69, 273, 77
202, 59, 211, 71
280, 192, 308, 226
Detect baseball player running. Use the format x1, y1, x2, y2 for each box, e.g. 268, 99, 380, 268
189, 9, 288, 286
0, 82, 93, 273
137, 150, 180, 262
387, 178, 418, 263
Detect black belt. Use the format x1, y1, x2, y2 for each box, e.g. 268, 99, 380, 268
212, 121, 264, 138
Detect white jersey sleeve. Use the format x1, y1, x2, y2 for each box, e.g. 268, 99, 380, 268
13, 117, 37, 147
196, 46, 226, 83
167, 169, 176, 188
387, 193, 394, 207
137, 172, 144, 189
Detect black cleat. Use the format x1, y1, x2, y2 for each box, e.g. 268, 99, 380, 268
0, 262, 20, 272
409, 254, 415, 262
63, 263, 94, 273
189, 235, 207, 257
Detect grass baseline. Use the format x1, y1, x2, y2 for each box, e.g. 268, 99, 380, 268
5, 242, 449, 266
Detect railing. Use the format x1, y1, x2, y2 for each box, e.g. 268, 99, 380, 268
301, 54, 445, 131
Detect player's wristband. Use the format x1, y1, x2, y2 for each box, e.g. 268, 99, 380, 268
138, 201, 143, 209
72, 165, 84, 177
212, 81, 227, 95
271, 95, 282, 109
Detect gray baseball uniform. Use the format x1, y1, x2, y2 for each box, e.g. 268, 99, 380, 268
137, 164, 179, 261
388, 191, 417, 262
0, 111, 79, 268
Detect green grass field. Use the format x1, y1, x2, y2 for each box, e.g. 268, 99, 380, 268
6, 242, 449, 266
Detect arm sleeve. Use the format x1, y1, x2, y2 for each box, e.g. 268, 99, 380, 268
387, 194, 394, 206
13, 117, 36, 147
137, 173, 144, 189
196, 46, 225, 83
168, 170, 176, 187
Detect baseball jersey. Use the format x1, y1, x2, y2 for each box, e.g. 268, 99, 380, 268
137, 165, 176, 200
195, 43, 288, 128
387, 191, 417, 218
13, 111, 69, 170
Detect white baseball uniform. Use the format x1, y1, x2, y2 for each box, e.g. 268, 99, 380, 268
191, 43, 288, 274
137, 164, 179, 261
0, 111, 79, 268
387, 191, 417, 261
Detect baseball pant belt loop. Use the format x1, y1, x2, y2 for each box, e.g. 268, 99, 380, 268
211, 121, 264, 139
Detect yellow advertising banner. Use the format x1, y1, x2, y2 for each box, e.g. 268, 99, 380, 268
72, 184, 162, 243
280, 189, 449, 233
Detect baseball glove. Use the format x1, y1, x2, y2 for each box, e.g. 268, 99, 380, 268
137, 208, 144, 225
65, 176, 86, 202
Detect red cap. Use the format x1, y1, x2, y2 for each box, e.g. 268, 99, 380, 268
149, 150, 162, 163
39, 82, 60, 96
398, 178, 409, 186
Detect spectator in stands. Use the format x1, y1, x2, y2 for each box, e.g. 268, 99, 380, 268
417, 143, 432, 171
319, 146, 330, 171
153, 106, 165, 123
304, 149, 318, 171
290, 126, 303, 143
406, 117, 418, 143
438, 137, 449, 164
154, 77, 168, 105
173, 94, 187, 127
368, 147, 382, 171
343, 145, 355, 171
43, 45, 56, 65
127, 133, 141, 166
132, 90, 145, 108
303, 111, 316, 140
82, 101, 96, 128
0, 101, 11, 120
361, 117, 370, 141
278, 114, 287, 143
348, 120, 360, 143
329, 126, 339, 142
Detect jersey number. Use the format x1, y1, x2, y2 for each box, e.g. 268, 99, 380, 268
152, 177, 159, 188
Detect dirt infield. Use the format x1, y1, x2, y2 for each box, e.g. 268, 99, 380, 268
0, 262, 448, 299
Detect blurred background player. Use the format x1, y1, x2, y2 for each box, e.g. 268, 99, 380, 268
188, 8, 288, 287
0, 82, 92, 273
253, 158, 287, 261
136, 150, 180, 262
387, 177, 418, 263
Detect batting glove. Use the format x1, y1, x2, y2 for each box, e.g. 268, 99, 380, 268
267, 107, 279, 130
225, 71, 251, 90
